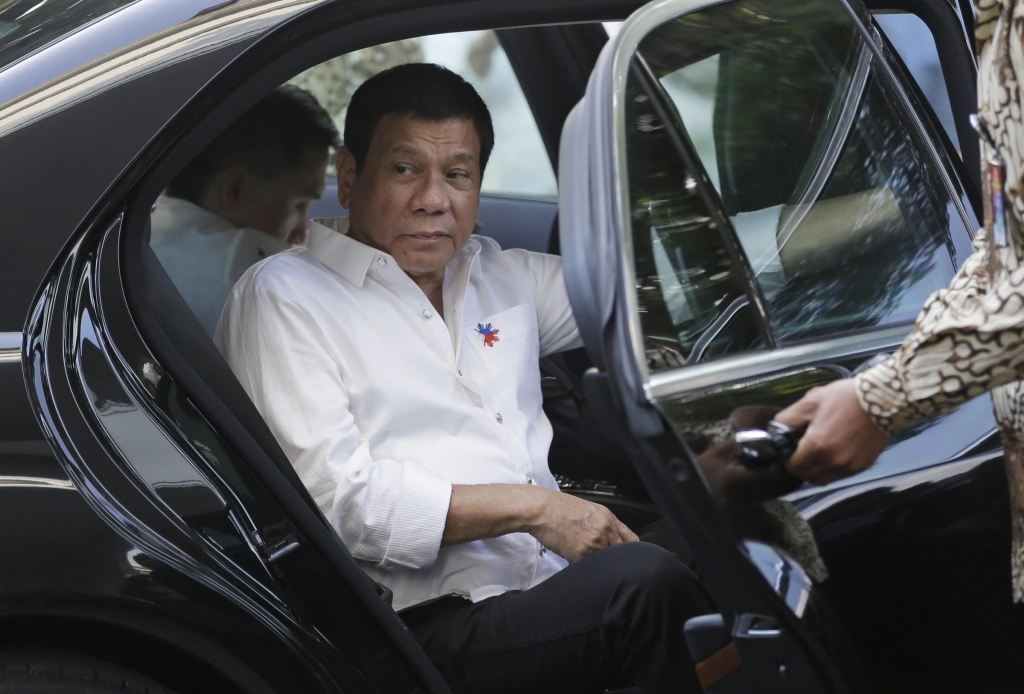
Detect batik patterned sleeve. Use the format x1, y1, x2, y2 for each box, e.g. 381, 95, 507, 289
854, 227, 997, 433
854, 0, 1024, 435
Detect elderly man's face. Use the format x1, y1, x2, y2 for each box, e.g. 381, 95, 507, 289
337, 114, 481, 278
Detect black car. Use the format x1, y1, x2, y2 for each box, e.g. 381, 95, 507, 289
0, 0, 1014, 692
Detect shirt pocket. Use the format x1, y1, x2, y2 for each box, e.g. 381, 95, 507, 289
465, 303, 540, 405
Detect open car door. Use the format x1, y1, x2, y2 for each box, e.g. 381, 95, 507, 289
559, 0, 992, 690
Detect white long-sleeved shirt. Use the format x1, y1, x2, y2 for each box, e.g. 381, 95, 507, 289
216, 218, 581, 610
150, 195, 290, 337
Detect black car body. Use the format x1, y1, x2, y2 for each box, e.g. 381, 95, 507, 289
0, 0, 1017, 692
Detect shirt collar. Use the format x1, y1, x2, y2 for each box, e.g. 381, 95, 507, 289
307, 218, 377, 286
307, 217, 484, 287
154, 194, 236, 235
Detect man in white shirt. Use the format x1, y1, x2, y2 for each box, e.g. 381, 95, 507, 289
217, 64, 710, 694
152, 85, 338, 337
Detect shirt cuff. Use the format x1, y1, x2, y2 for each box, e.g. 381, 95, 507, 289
854, 357, 912, 435
381, 465, 453, 571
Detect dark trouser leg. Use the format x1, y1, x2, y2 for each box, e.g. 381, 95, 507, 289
401, 542, 713, 694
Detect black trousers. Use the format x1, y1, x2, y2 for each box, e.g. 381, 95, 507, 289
400, 542, 712, 694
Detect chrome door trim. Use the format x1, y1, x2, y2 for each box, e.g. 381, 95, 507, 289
0, 331, 21, 363
0, 475, 74, 490
645, 323, 909, 400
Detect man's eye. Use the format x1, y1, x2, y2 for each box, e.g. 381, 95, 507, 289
448, 171, 469, 180
395, 165, 411, 174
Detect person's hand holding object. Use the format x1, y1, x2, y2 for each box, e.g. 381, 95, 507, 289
774, 378, 891, 485
443, 483, 638, 563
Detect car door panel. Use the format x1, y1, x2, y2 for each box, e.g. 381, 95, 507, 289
798, 450, 1023, 692
24, 224, 340, 693
560, 0, 1007, 689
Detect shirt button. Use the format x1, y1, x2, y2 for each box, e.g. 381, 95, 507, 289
457, 370, 463, 376
376, 257, 387, 266
526, 476, 534, 484
422, 309, 433, 319
495, 412, 504, 423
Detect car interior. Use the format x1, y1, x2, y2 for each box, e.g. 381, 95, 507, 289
140, 21, 667, 531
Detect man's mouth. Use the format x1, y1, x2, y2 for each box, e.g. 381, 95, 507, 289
405, 232, 451, 243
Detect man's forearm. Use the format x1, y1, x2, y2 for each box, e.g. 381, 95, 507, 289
441, 483, 638, 563
442, 484, 544, 546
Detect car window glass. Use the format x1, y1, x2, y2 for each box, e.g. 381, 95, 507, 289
289, 31, 557, 199
624, 63, 765, 370
631, 0, 964, 349
873, 11, 959, 149
0, 0, 138, 71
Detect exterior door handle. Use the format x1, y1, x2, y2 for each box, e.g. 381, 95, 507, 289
734, 421, 803, 471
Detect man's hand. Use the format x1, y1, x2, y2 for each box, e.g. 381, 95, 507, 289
527, 487, 638, 563
443, 484, 637, 563
775, 379, 891, 485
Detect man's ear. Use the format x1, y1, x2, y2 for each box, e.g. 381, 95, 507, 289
218, 165, 248, 211
336, 146, 357, 210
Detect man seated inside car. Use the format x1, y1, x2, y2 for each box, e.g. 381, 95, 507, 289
151, 84, 338, 338
217, 63, 712, 694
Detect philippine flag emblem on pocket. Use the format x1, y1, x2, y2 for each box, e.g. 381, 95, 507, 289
476, 323, 500, 347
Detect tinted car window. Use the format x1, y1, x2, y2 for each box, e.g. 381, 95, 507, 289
624, 65, 764, 370
630, 0, 965, 354
290, 31, 557, 199
0, 0, 138, 71
874, 11, 959, 149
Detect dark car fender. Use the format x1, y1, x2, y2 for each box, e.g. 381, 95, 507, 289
0, 447, 325, 694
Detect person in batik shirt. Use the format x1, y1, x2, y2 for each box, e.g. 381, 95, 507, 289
778, 0, 1024, 602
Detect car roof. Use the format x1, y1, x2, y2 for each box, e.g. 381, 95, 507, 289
0, 0, 330, 109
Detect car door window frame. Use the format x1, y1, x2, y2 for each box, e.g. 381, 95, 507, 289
607, 0, 979, 402
865, 0, 981, 202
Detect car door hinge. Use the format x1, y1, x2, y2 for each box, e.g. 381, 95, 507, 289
253, 529, 301, 563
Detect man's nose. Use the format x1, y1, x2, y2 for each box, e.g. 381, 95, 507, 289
411, 171, 451, 214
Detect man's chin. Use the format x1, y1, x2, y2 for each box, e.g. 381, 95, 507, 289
394, 247, 456, 277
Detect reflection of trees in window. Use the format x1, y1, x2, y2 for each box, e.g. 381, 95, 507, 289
289, 40, 425, 175
766, 74, 951, 342
288, 33, 501, 178
637, 0, 957, 347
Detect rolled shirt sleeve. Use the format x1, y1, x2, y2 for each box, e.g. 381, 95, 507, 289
854, 226, 1024, 434
216, 275, 452, 571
